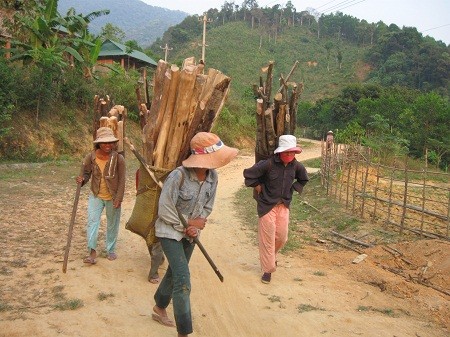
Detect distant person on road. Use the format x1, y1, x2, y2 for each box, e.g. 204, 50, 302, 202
76, 127, 126, 264
326, 130, 334, 151
151, 132, 238, 337
243, 135, 309, 284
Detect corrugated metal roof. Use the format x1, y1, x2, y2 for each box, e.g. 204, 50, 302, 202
99, 39, 157, 67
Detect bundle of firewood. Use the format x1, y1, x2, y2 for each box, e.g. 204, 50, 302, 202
140, 57, 230, 169
126, 57, 231, 245
93, 95, 127, 154
252, 61, 303, 162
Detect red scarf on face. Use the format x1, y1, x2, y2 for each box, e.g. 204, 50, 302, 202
279, 152, 295, 165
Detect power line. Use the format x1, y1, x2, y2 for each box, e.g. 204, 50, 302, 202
316, 0, 341, 10
321, 0, 368, 14
422, 23, 450, 32
328, 0, 369, 13
320, 0, 359, 13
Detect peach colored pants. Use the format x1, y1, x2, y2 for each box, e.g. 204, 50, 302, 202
258, 204, 289, 273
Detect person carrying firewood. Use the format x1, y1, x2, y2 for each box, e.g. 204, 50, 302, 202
243, 135, 309, 284
76, 127, 126, 264
151, 132, 238, 337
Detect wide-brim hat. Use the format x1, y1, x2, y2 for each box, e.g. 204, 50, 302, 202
274, 134, 302, 154
182, 132, 238, 169
93, 127, 119, 144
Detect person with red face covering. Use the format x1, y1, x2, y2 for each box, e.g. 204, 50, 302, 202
243, 135, 309, 284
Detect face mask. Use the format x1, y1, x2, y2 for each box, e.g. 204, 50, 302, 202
279, 152, 295, 164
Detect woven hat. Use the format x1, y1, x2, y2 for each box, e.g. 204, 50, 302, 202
93, 127, 119, 144
182, 132, 238, 169
274, 135, 302, 154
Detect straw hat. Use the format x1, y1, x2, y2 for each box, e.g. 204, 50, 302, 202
93, 127, 119, 144
182, 132, 238, 169
274, 135, 302, 154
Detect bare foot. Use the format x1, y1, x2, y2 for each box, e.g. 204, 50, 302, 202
152, 305, 175, 328
153, 305, 168, 318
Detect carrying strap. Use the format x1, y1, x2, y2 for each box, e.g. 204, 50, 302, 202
176, 166, 186, 189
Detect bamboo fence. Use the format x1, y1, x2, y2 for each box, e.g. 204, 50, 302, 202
320, 142, 450, 240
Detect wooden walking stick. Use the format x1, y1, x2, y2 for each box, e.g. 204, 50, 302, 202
62, 164, 84, 273
125, 138, 224, 282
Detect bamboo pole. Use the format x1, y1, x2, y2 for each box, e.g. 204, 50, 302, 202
351, 146, 360, 213
345, 157, 352, 209
387, 168, 396, 225
420, 169, 427, 236
330, 230, 372, 247
361, 155, 370, 217
400, 158, 409, 235
371, 160, 381, 220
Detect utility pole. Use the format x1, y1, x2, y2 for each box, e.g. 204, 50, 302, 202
160, 43, 173, 62
198, 13, 212, 63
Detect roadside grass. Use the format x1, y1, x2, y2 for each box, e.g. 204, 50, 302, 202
302, 157, 321, 168
357, 305, 396, 317
54, 299, 84, 311
98, 292, 115, 301
0, 302, 12, 312
297, 304, 326, 313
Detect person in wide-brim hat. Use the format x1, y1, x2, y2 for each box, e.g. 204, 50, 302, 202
273, 134, 302, 154
93, 126, 119, 144
76, 126, 125, 265
182, 132, 238, 169
243, 134, 308, 285
152, 132, 238, 336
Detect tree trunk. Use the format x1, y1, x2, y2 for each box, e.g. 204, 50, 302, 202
153, 65, 180, 168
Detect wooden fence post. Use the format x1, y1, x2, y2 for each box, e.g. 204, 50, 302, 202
372, 161, 381, 221
420, 169, 427, 237
400, 157, 409, 235
387, 167, 395, 226
351, 145, 361, 213
361, 152, 370, 218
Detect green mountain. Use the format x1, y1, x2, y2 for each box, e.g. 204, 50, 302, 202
57, 0, 188, 46
153, 21, 371, 102
150, 14, 449, 103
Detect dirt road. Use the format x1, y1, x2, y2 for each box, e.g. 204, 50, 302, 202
0, 140, 448, 337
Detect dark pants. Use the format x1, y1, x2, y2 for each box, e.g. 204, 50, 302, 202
154, 237, 195, 335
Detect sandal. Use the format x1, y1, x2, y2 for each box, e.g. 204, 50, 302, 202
83, 256, 97, 264
107, 252, 117, 261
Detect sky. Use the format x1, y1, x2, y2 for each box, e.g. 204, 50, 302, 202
141, 0, 450, 45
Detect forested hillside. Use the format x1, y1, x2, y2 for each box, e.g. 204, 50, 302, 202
150, 6, 449, 168
0, 0, 448, 168
58, 0, 187, 46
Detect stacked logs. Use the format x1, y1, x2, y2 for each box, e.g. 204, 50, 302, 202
141, 57, 231, 169
126, 57, 231, 245
252, 61, 303, 162
93, 95, 127, 155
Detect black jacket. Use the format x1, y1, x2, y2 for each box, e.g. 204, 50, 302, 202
243, 155, 309, 217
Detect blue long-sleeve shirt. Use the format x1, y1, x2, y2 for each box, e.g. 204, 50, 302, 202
243, 155, 309, 217
155, 166, 218, 241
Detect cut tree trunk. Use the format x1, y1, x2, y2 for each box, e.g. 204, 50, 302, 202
164, 68, 197, 169
153, 65, 181, 168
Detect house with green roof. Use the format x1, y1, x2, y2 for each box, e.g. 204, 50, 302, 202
96, 39, 158, 72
